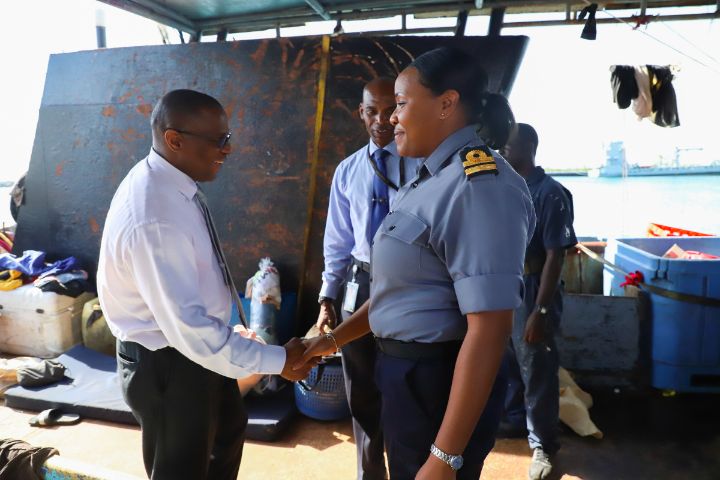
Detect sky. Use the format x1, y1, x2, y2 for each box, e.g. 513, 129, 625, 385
1, 1, 719, 182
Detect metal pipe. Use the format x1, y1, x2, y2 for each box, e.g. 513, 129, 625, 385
488, 7, 506, 35
455, 10, 469, 36
247, 25, 457, 37
641, 0, 648, 16
95, 8, 107, 48
502, 10, 719, 27
304, 0, 332, 20
200, 4, 467, 33
198, 1, 476, 29
489, 0, 715, 9
342, 26, 457, 36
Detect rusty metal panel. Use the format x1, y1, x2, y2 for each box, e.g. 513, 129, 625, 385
14, 36, 527, 335
16, 39, 321, 294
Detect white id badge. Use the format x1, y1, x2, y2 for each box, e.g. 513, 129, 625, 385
343, 281, 359, 313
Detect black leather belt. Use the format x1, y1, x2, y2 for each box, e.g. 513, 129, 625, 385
352, 257, 371, 273
376, 337, 462, 360
118, 339, 172, 361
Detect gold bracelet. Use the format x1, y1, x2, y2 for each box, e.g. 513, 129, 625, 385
325, 331, 340, 352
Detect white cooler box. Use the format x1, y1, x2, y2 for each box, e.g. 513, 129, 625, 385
0, 285, 94, 358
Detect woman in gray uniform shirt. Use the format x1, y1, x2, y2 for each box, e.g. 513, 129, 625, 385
299, 47, 535, 480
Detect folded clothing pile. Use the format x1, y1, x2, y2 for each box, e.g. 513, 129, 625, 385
0, 250, 89, 296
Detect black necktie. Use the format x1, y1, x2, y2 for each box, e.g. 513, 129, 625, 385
195, 188, 248, 328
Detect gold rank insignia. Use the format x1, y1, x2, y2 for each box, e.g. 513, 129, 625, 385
460, 145, 498, 178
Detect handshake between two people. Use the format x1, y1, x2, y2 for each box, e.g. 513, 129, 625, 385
279, 335, 339, 382
234, 324, 336, 382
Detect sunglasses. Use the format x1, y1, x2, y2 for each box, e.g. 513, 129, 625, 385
168, 128, 232, 150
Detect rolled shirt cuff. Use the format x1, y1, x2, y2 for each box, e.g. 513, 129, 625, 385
454, 273, 524, 315
319, 280, 341, 300
257, 344, 287, 375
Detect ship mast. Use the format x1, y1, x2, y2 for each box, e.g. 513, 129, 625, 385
673, 147, 703, 168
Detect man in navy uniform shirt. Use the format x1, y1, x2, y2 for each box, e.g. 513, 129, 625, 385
499, 123, 577, 480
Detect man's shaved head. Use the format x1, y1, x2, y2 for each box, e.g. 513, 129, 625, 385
514, 123, 538, 155
363, 77, 395, 99
151, 89, 224, 138
360, 77, 396, 148
501, 122, 538, 178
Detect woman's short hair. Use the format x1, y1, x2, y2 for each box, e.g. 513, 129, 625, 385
410, 47, 515, 149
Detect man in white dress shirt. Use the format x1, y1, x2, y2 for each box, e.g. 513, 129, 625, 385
97, 89, 314, 480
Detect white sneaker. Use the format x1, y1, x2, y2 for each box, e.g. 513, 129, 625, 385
528, 447, 552, 480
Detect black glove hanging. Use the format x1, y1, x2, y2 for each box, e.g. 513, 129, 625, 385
579, 3, 598, 40
610, 65, 639, 109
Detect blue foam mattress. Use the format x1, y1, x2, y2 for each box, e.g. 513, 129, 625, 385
5, 345, 296, 441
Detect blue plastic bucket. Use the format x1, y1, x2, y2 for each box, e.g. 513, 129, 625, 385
294, 356, 350, 421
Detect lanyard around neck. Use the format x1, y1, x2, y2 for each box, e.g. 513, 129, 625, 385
367, 145, 405, 191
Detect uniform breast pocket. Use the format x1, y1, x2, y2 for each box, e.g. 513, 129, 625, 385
374, 211, 429, 272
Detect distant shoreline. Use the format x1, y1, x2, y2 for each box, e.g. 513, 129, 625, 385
548, 171, 588, 177
547, 169, 720, 178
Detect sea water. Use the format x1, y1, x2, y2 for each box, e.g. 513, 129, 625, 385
1, 175, 719, 239
556, 174, 720, 238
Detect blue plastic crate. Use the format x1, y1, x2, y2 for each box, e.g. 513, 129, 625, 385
604, 237, 720, 392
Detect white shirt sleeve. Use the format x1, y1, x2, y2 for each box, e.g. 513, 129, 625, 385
126, 221, 286, 378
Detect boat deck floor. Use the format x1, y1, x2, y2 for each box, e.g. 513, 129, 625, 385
2, 389, 718, 479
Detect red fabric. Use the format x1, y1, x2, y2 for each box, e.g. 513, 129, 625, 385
631, 14, 655, 29
620, 270, 644, 288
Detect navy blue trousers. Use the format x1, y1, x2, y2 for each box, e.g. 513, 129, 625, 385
340, 266, 386, 480
374, 350, 506, 480
504, 274, 561, 454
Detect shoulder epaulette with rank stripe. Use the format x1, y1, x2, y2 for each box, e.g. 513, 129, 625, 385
460, 145, 498, 178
